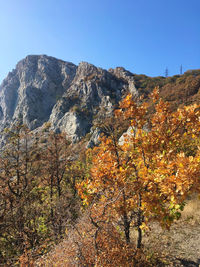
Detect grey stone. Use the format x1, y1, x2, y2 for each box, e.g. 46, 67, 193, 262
0, 55, 138, 144
87, 128, 102, 148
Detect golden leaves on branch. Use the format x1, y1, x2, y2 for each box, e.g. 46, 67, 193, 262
78, 88, 200, 252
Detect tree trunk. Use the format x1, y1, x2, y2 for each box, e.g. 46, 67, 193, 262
122, 190, 130, 244
137, 223, 142, 249
136, 192, 143, 249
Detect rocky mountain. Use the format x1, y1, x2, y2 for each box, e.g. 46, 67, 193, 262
0, 55, 138, 145
1, 55, 200, 146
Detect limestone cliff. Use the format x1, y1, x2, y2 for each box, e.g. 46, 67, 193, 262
0, 55, 138, 143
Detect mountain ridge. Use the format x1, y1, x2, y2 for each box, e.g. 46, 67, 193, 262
0, 55, 138, 145
0, 55, 200, 145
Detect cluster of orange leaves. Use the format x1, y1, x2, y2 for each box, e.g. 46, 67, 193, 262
38, 89, 200, 266
77, 88, 200, 250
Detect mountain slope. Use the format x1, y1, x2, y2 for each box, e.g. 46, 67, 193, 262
0, 55, 199, 145
0, 55, 137, 144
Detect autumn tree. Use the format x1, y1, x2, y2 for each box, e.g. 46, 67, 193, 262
0, 125, 43, 264
39, 130, 82, 240
78, 88, 200, 251
0, 125, 83, 264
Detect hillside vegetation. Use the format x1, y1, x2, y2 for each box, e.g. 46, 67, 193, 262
0, 69, 200, 266
135, 69, 200, 108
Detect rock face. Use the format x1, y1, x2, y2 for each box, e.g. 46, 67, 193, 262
0, 55, 138, 143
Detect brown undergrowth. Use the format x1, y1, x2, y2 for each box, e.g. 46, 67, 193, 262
34, 195, 200, 266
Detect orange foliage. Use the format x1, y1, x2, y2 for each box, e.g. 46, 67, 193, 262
36, 214, 150, 267
78, 89, 200, 252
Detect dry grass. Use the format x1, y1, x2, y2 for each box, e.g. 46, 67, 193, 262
181, 194, 200, 222
143, 194, 200, 266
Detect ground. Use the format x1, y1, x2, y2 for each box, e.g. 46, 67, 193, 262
143, 195, 200, 266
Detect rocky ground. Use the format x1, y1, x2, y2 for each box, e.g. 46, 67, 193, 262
143, 195, 200, 266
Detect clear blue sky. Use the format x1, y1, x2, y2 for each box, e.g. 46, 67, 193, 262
0, 0, 199, 83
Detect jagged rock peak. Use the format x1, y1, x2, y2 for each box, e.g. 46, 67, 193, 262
16, 54, 73, 68
0, 55, 77, 130
108, 66, 133, 77
109, 67, 138, 95
78, 61, 98, 72
0, 55, 138, 144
